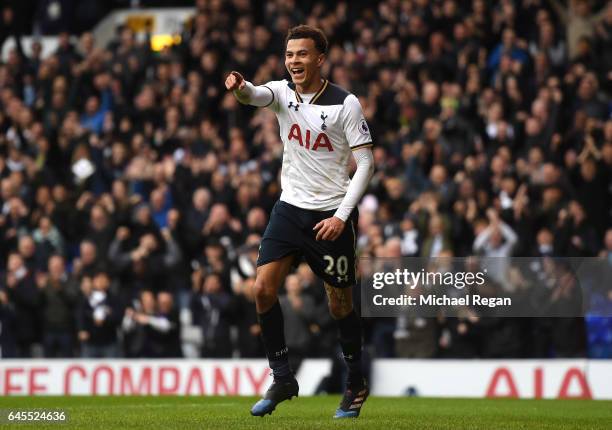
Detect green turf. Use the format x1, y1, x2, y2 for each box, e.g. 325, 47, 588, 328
1, 396, 611, 430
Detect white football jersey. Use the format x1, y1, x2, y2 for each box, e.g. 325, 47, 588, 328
262, 79, 373, 211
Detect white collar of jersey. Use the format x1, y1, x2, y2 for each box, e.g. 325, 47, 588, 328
295, 79, 328, 104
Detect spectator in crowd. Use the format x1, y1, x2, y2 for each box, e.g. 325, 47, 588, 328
123, 289, 152, 357
186, 187, 211, 238
0, 288, 18, 357
190, 272, 233, 357
80, 202, 115, 258
77, 271, 121, 357
395, 313, 439, 359
3, 252, 39, 357
437, 311, 481, 359
18, 234, 46, 273
123, 290, 182, 357
149, 291, 182, 357
39, 254, 79, 357
73, 239, 103, 280
33, 215, 65, 257
547, 0, 610, 59
108, 225, 181, 299
473, 208, 518, 288
414, 193, 453, 257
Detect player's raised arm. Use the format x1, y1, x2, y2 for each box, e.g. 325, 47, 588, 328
224, 71, 274, 107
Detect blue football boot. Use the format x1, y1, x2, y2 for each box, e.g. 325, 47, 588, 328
333, 382, 369, 419
250, 376, 299, 417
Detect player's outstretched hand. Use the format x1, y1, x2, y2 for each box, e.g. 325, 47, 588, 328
225, 71, 246, 91
314, 216, 345, 241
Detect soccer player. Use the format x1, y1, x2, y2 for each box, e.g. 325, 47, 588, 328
225, 25, 374, 419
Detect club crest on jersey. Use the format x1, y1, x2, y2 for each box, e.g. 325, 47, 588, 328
288, 101, 299, 111
320, 112, 328, 130
288, 124, 333, 151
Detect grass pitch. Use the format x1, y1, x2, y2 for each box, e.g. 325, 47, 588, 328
1, 395, 611, 430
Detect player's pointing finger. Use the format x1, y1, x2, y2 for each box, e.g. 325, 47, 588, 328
230, 71, 244, 89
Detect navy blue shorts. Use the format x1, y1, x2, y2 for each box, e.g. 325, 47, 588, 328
256, 200, 358, 289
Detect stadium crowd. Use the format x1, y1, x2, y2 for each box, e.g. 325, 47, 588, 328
0, 0, 611, 361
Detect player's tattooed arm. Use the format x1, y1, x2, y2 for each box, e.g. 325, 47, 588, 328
324, 282, 353, 319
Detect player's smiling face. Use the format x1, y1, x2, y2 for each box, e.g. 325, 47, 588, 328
285, 38, 324, 90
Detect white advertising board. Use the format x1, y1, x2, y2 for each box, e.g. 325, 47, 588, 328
0, 359, 609, 399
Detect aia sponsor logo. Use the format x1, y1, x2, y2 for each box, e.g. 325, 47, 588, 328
486, 366, 592, 399
288, 124, 333, 151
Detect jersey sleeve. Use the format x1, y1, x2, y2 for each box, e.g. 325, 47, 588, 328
341, 94, 373, 150
261, 80, 286, 113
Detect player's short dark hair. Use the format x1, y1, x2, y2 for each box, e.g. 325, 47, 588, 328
285, 25, 328, 54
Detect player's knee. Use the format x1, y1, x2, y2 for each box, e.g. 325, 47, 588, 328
253, 278, 277, 307
328, 300, 352, 319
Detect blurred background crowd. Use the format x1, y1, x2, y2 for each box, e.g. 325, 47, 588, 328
0, 0, 611, 362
